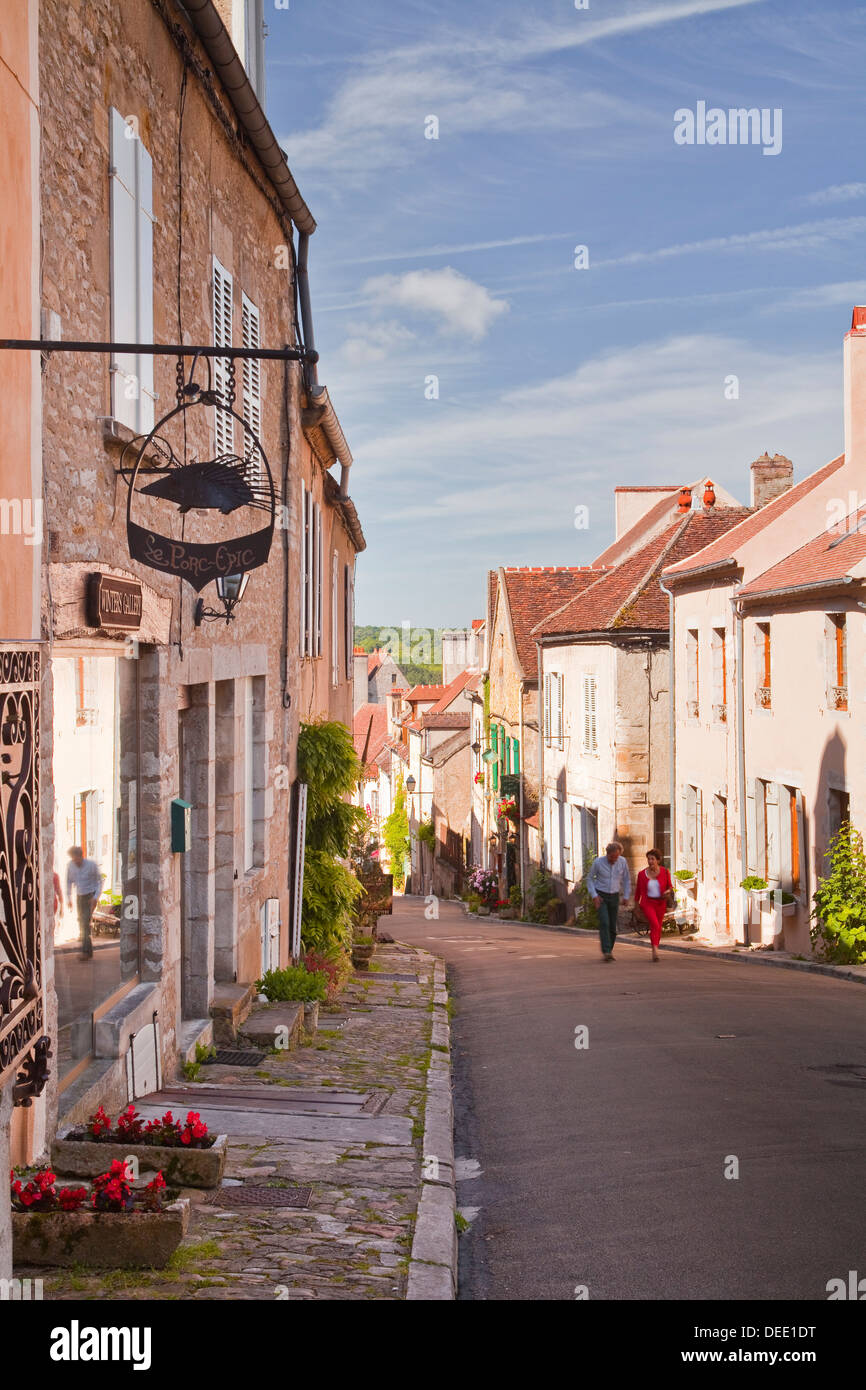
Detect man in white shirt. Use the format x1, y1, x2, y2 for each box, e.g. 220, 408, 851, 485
587, 841, 631, 961
66, 846, 105, 961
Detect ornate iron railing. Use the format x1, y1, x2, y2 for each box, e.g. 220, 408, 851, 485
0, 645, 50, 1104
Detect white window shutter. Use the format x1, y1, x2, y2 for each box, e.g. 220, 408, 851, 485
109, 108, 154, 434
766, 782, 781, 881
212, 258, 234, 456
331, 551, 339, 686
344, 565, 353, 682
315, 504, 323, 656
795, 789, 807, 896
556, 674, 564, 750
755, 780, 767, 878
544, 673, 551, 748
299, 481, 307, 657
241, 294, 262, 483
696, 787, 703, 878
746, 779, 757, 874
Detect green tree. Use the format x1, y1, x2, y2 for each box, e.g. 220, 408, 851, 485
298, 720, 365, 953
812, 821, 866, 964
382, 778, 410, 890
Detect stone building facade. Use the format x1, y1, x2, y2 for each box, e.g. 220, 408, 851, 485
5, 0, 363, 1170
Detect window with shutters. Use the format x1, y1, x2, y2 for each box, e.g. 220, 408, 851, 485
331, 551, 339, 686
825, 614, 848, 711
109, 108, 155, 434
582, 673, 597, 755
241, 294, 262, 483
299, 487, 323, 659
512, 738, 520, 775
686, 629, 699, 719
243, 676, 266, 872
682, 784, 703, 874
711, 628, 727, 721
344, 565, 354, 682
213, 258, 234, 456
756, 623, 771, 708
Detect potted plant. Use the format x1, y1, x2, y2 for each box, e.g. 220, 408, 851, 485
11, 1164, 190, 1269
352, 934, 376, 970
53, 1104, 227, 1190
740, 875, 770, 899
674, 868, 697, 886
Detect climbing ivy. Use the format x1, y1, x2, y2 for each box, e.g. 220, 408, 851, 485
297, 720, 365, 953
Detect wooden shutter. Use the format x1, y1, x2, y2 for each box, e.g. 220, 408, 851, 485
696, 786, 703, 878
766, 781, 781, 881
213, 258, 234, 456
331, 551, 339, 685
754, 779, 767, 877
241, 294, 262, 482
543, 674, 551, 748
513, 738, 520, 775
344, 565, 353, 682
794, 789, 806, 896
299, 482, 307, 657
746, 779, 757, 874
555, 674, 564, 750
109, 108, 154, 433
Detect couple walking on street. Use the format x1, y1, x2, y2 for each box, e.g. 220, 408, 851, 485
588, 842, 673, 962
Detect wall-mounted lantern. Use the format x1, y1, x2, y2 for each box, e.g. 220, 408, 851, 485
194, 571, 250, 626
405, 774, 416, 795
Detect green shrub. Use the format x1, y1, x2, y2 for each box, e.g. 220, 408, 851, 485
574, 849, 599, 930
508, 884, 522, 911
528, 867, 554, 923
256, 965, 328, 1003
740, 875, 768, 890
812, 822, 866, 964
382, 779, 410, 889
417, 818, 437, 850
674, 868, 697, 881
298, 720, 365, 953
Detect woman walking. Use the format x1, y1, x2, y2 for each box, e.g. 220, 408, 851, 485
635, 848, 672, 962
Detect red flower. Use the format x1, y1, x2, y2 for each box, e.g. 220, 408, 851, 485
58, 1186, 87, 1212
89, 1105, 111, 1140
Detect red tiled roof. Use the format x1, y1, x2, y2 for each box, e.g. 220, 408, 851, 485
613, 485, 680, 493
353, 645, 366, 655
420, 711, 471, 730
499, 568, 602, 674
406, 684, 447, 702
427, 669, 474, 714
384, 736, 409, 763
471, 618, 484, 630
594, 490, 686, 569
738, 503, 866, 598
664, 455, 845, 580
353, 703, 389, 774
537, 509, 754, 636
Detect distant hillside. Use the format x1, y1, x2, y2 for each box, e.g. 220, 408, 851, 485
354, 625, 442, 686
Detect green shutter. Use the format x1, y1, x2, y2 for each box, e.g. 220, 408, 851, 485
513, 739, 520, 774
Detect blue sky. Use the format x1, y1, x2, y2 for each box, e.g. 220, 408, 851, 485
266, 0, 866, 628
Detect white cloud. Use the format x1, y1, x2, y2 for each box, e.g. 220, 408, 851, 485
340, 319, 416, 367
596, 217, 866, 268
280, 1, 761, 184
362, 267, 509, 340
800, 183, 866, 207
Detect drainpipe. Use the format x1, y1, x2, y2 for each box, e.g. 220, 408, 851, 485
536, 640, 544, 870
732, 593, 749, 946
658, 579, 676, 873
297, 231, 317, 388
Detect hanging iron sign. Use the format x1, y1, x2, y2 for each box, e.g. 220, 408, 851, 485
122, 356, 277, 593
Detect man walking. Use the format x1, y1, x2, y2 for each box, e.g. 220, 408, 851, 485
66, 845, 104, 961
587, 841, 631, 960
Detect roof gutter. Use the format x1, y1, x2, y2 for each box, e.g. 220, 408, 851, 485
736, 575, 857, 604
662, 556, 738, 585
180, 0, 316, 235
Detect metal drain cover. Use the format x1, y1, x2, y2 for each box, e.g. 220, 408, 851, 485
204, 1185, 312, 1208
203, 1050, 266, 1067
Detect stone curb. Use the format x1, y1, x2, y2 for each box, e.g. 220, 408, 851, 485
452, 898, 866, 986
406, 951, 456, 1302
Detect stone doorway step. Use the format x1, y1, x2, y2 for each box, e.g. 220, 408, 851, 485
136, 1084, 409, 1144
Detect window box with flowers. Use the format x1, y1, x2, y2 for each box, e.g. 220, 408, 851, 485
10, 1163, 190, 1268
495, 796, 519, 826
52, 1104, 227, 1190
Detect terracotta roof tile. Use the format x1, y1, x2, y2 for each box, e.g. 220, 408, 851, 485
664, 455, 845, 579
406, 684, 447, 701
427, 670, 474, 713
421, 711, 471, 730
738, 503, 866, 597
353, 703, 389, 774
499, 568, 602, 673
538, 509, 753, 636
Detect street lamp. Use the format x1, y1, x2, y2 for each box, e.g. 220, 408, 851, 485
405, 774, 416, 795
194, 571, 250, 626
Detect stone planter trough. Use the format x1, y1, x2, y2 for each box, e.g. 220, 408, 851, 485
52, 1131, 228, 1190
12, 1199, 190, 1269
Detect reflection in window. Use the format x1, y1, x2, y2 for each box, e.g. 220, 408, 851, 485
53, 654, 140, 1082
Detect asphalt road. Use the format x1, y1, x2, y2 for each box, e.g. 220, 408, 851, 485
392, 895, 866, 1302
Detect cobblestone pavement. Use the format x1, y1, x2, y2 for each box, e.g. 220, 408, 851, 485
23, 939, 440, 1301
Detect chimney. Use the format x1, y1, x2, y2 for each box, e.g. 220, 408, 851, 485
677, 486, 691, 514
750, 452, 793, 509
703, 480, 716, 509
844, 307, 866, 472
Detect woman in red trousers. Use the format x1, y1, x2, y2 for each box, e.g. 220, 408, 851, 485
635, 848, 672, 962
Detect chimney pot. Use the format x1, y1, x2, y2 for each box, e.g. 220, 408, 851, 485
677, 486, 692, 514
750, 452, 793, 509
703, 481, 716, 508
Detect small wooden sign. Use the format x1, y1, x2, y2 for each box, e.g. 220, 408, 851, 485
86, 573, 143, 631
